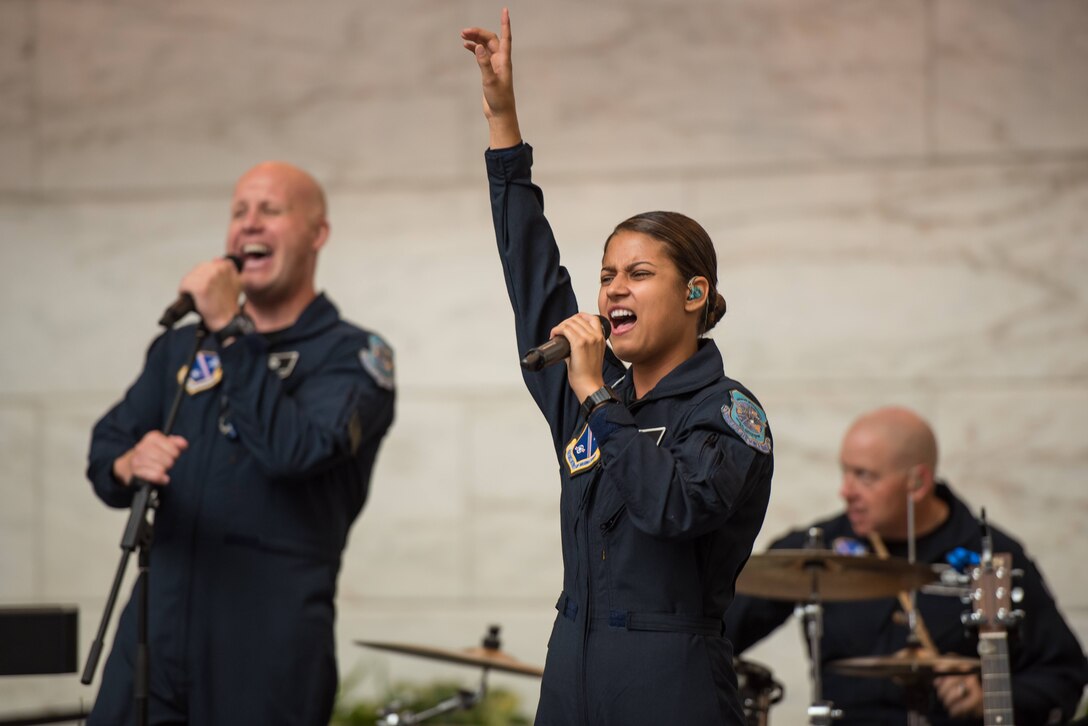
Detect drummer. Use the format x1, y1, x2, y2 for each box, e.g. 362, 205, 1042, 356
724, 406, 1088, 725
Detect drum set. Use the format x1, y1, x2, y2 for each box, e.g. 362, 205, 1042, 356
357, 626, 787, 726
733, 529, 974, 725
357, 529, 981, 726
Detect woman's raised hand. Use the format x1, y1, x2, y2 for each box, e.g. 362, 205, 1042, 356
461, 8, 522, 149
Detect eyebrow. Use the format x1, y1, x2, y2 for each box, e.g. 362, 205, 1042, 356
600, 260, 659, 273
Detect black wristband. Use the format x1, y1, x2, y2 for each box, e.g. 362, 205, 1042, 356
580, 385, 618, 420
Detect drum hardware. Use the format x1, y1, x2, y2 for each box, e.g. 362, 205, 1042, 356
828, 647, 980, 726
735, 657, 784, 726
357, 625, 542, 725
826, 494, 990, 726
735, 515, 942, 724
735, 549, 938, 602
793, 527, 843, 725
827, 649, 979, 679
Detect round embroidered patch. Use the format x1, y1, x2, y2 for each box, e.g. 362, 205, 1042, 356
721, 390, 771, 454
359, 334, 395, 391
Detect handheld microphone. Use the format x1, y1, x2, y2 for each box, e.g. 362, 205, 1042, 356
520, 315, 612, 372
158, 254, 244, 328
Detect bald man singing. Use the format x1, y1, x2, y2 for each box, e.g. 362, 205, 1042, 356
725, 407, 1087, 725
86, 162, 396, 725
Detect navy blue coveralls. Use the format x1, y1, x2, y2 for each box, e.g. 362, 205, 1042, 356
487, 143, 775, 725
725, 483, 1088, 725
86, 293, 395, 726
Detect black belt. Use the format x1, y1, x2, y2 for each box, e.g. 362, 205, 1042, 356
556, 592, 722, 636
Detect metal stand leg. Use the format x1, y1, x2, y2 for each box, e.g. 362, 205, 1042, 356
799, 528, 842, 726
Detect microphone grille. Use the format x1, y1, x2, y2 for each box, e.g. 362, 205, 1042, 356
597, 314, 612, 339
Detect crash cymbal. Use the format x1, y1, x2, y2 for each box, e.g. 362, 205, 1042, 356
735, 550, 938, 602
356, 640, 544, 678
828, 651, 979, 680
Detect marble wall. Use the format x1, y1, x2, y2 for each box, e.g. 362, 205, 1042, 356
1, 0, 1085, 721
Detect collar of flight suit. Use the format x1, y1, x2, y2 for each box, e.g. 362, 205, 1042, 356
260, 292, 340, 347
614, 338, 728, 409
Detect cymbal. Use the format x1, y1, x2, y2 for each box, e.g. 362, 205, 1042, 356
355, 640, 544, 678
735, 550, 938, 602
828, 651, 979, 680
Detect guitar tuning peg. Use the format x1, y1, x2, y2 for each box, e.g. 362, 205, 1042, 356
1000, 608, 1025, 628
1011, 568, 1024, 580
940, 568, 969, 586
1011, 587, 1024, 604
961, 611, 983, 627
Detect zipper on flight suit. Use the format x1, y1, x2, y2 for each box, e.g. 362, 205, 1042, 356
600, 505, 626, 560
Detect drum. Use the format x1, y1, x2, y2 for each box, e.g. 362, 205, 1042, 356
735, 657, 784, 726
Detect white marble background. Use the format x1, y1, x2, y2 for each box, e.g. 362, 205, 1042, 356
1, 0, 1086, 721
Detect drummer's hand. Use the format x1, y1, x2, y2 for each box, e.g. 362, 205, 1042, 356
550, 313, 607, 403
461, 8, 522, 148
934, 673, 983, 719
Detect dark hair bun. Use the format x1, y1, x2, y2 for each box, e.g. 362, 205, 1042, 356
705, 292, 727, 333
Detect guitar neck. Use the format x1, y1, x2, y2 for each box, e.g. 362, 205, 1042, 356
979, 631, 1014, 725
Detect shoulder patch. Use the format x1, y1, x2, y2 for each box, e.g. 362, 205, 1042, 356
178, 350, 222, 395
565, 423, 601, 476
832, 537, 869, 556
268, 350, 300, 379
359, 334, 395, 390
721, 390, 771, 454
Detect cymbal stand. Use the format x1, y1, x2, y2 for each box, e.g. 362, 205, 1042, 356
903, 485, 932, 726
797, 528, 842, 725
376, 677, 486, 726
906, 485, 919, 637
376, 626, 503, 725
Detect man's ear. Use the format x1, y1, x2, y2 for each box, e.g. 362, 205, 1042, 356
312, 219, 330, 253
909, 464, 934, 501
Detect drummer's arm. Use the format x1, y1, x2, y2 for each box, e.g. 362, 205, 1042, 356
723, 592, 795, 653
724, 533, 807, 652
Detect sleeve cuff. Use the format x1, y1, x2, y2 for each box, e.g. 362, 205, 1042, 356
587, 401, 632, 445
484, 142, 534, 180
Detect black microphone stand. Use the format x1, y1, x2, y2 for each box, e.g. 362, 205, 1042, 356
82, 326, 209, 726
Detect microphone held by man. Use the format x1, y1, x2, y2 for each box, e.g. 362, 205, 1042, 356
158, 254, 244, 328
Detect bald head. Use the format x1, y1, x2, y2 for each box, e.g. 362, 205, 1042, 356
235, 161, 327, 227
847, 406, 938, 473
227, 161, 331, 329
838, 406, 947, 538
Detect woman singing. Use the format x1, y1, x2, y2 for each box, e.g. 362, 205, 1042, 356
463, 11, 774, 724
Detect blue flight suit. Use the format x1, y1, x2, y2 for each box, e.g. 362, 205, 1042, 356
486, 143, 775, 725
86, 293, 395, 726
724, 483, 1088, 725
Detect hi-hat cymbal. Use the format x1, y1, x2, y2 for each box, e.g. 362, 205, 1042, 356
828, 651, 979, 680
356, 640, 544, 678
736, 550, 938, 601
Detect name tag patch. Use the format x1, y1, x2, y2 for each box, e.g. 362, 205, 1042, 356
268, 350, 299, 379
